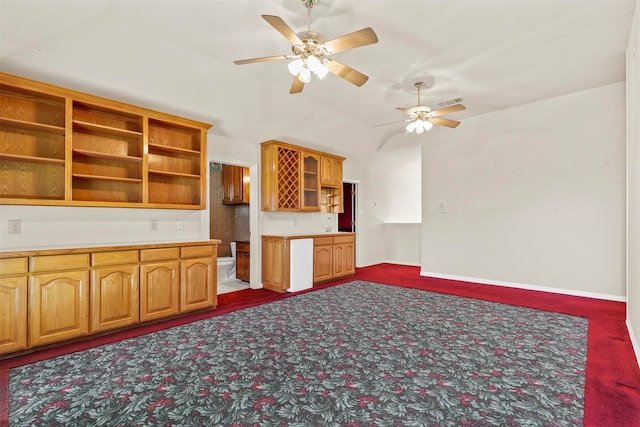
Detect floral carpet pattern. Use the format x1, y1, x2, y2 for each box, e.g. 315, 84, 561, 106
10, 281, 588, 426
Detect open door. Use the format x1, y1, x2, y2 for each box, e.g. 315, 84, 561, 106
338, 182, 356, 232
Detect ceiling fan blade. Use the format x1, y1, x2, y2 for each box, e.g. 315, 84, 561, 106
324, 59, 369, 87
234, 55, 293, 65
428, 117, 461, 128
290, 76, 304, 94
323, 27, 379, 54
373, 119, 409, 128
429, 104, 465, 118
396, 107, 410, 113
262, 15, 303, 45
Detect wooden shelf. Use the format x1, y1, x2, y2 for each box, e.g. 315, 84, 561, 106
148, 143, 200, 156
0, 194, 63, 201
73, 120, 143, 139
73, 149, 142, 163
72, 173, 143, 183
0, 117, 65, 135
1, 73, 210, 209
148, 169, 201, 179
0, 152, 65, 165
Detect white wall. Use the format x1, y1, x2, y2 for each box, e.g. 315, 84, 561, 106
626, 1, 640, 366
0, 206, 206, 251
421, 82, 627, 299
374, 144, 422, 223
383, 223, 421, 266
345, 143, 423, 267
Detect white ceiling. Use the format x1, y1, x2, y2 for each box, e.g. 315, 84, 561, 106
0, 0, 635, 157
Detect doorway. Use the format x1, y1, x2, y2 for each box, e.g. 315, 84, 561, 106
339, 182, 356, 232
209, 161, 257, 294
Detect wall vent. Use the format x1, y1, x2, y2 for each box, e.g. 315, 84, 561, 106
436, 97, 464, 108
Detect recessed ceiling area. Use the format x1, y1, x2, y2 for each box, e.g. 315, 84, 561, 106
0, 0, 635, 157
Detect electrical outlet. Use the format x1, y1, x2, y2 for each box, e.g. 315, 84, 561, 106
176, 221, 184, 230
8, 219, 21, 234
150, 220, 158, 231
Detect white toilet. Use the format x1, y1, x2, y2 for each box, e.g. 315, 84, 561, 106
217, 242, 236, 283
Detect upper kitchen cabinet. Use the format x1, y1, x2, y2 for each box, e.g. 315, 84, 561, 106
222, 164, 250, 205
0, 73, 211, 209
320, 154, 344, 188
261, 140, 344, 213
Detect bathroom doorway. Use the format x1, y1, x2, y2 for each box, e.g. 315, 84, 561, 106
209, 161, 254, 294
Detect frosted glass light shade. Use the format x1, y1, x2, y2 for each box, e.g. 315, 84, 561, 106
307, 55, 321, 72
314, 61, 329, 79
406, 121, 418, 133
288, 59, 304, 76
298, 67, 311, 83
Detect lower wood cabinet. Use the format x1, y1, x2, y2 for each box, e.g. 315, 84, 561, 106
0, 273, 28, 354
262, 236, 289, 292
236, 241, 250, 282
313, 237, 334, 283
0, 240, 219, 356
90, 250, 139, 333
332, 235, 356, 279
313, 235, 355, 283
140, 260, 180, 322
263, 233, 355, 292
29, 269, 90, 347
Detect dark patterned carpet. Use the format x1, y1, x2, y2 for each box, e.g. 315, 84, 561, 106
9, 281, 588, 426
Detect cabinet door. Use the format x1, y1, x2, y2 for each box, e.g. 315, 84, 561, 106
302, 152, 320, 211
333, 236, 355, 278
180, 257, 215, 312
241, 167, 250, 203
140, 261, 180, 321
320, 156, 343, 187
236, 251, 250, 282
222, 164, 243, 204
0, 276, 28, 355
29, 270, 89, 347
262, 237, 288, 292
313, 239, 333, 283
90, 265, 139, 333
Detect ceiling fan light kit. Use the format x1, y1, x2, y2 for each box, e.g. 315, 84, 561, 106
406, 119, 433, 134
234, 0, 378, 94
374, 81, 466, 135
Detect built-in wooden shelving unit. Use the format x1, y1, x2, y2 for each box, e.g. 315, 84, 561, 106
0, 73, 211, 209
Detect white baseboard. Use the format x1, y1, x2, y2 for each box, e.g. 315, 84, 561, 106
626, 319, 640, 369
420, 270, 627, 302
358, 260, 421, 268
380, 259, 421, 267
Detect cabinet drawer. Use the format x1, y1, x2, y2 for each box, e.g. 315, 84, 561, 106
181, 245, 214, 259
140, 247, 180, 262
314, 237, 333, 246
0, 257, 28, 276
30, 253, 90, 272
236, 242, 250, 252
333, 235, 354, 245
92, 250, 139, 267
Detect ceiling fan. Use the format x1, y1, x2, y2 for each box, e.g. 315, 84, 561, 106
374, 81, 466, 134
234, 0, 378, 94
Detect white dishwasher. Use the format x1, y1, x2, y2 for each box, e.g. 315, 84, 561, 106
288, 238, 314, 292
